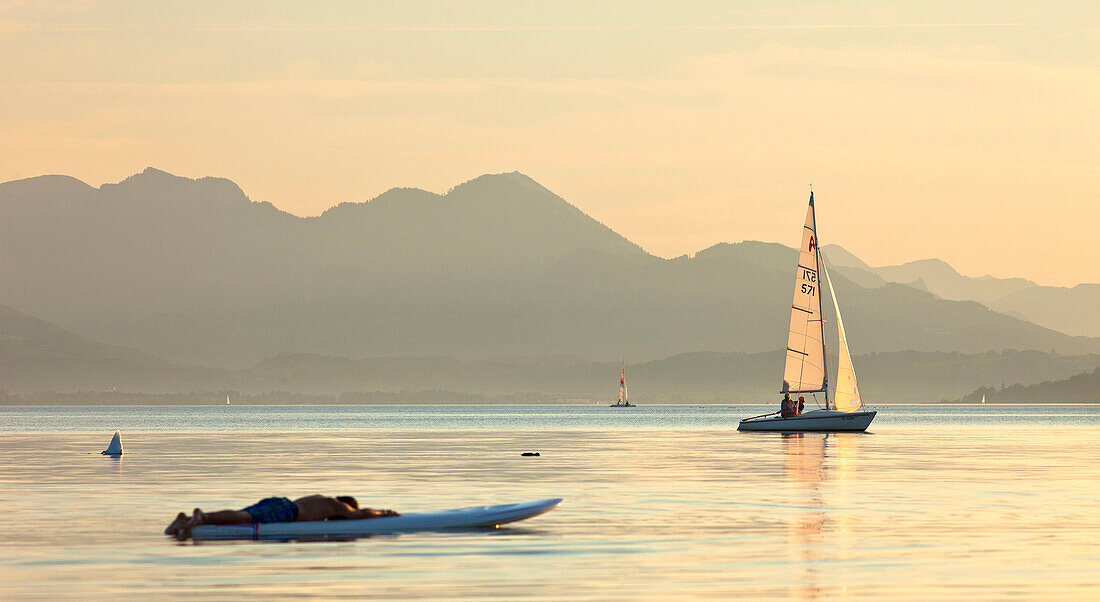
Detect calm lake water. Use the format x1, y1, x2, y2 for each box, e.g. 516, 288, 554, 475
1, 404, 1098, 599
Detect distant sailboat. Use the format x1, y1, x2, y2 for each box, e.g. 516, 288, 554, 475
981, 394, 986, 404
610, 360, 634, 407
226, 395, 231, 405
102, 430, 124, 455
738, 192, 876, 432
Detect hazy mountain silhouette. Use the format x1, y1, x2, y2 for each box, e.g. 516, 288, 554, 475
0, 301, 226, 391
2, 168, 1099, 369
3, 301, 1095, 402
823, 244, 1036, 302
990, 284, 1100, 338
823, 244, 1100, 337
963, 365, 1100, 403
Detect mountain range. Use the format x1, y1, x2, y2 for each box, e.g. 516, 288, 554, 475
0, 301, 225, 392
2, 296, 1096, 402
824, 245, 1100, 338
2, 168, 1098, 372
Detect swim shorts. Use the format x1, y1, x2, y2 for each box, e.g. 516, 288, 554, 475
242, 497, 299, 524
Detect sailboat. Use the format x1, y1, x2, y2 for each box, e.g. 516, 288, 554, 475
101, 430, 124, 455
610, 360, 634, 407
226, 395, 231, 405
981, 394, 986, 404
738, 192, 876, 432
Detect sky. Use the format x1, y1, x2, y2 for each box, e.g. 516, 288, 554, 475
1, 1, 1098, 286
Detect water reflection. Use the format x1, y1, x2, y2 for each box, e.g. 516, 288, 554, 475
782, 433, 862, 599
783, 433, 825, 598
105, 453, 123, 477
2, 416, 1098, 599
782, 432, 827, 486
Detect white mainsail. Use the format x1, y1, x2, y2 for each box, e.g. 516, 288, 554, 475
782, 194, 827, 396
822, 260, 862, 412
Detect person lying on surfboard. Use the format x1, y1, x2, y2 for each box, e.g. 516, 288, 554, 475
165, 495, 400, 539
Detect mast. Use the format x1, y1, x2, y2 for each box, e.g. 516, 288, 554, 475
819, 246, 830, 411
812, 194, 830, 411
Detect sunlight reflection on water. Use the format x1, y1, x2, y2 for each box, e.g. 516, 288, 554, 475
0, 405, 1098, 599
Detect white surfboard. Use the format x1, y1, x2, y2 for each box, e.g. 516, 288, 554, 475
190, 498, 563, 541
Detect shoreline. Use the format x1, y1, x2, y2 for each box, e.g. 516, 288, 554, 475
4, 401, 1100, 407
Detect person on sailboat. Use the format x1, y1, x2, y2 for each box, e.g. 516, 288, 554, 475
781, 392, 794, 418
797, 396, 806, 415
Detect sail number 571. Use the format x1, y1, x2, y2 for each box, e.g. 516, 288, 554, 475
801, 268, 817, 295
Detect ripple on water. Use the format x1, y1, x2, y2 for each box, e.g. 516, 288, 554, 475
0, 405, 1098, 599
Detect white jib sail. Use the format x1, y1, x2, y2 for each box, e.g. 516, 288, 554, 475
782, 194, 827, 395
619, 361, 627, 404
821, 259, 862, 412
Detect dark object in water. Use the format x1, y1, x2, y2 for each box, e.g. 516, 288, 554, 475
521, 452, 540, 457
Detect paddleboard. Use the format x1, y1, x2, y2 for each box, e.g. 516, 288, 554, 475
189, 498, 563, 541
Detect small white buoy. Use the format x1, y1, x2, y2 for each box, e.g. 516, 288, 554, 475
102, 430, 123, 455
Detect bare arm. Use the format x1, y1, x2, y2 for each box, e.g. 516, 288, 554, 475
348, 508, 400, 519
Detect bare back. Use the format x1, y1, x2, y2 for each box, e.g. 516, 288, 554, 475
292, 495, 355, 521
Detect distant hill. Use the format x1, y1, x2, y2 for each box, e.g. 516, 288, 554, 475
4, 299, 1095, 402
822, 244, 1036, 304
237, 349, 1100, 403
963, 366, 1100, 403
0, 301, 226, 391
6, 328, 1096, 403
823, 244, 1100, 337
1, 299, 1094, 402
990, 284, 1100, 339
2, 168, 1099, 368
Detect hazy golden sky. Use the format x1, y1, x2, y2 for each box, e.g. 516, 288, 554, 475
2, 1, 1097, 285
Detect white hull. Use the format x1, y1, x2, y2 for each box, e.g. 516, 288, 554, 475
738, 409, 876, 432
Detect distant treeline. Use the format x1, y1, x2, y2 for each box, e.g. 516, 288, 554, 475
4, 350, 1100, 404
962, 366, 1100, 403
0, 389, 565, 406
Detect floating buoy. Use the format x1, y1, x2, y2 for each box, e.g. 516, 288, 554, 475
521, 452, 540, 457
102, 430, 123, 455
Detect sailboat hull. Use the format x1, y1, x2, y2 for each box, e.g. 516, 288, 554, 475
737, 409, 876, 432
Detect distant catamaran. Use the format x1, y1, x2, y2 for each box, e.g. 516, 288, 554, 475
738, 192, 876, 432
610, 360, 634, 407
